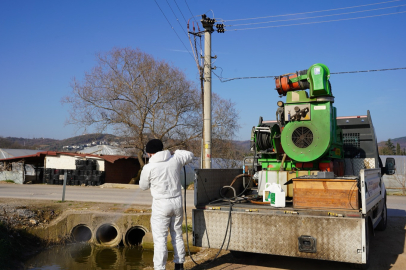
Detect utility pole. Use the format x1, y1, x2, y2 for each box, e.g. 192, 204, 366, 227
201, 15, 215, 169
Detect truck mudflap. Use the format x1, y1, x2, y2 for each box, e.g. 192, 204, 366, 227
193, 209, 365, 264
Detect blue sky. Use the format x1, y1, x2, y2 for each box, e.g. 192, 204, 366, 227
0, 0, 405, 143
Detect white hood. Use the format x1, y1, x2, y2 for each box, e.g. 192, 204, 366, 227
139, 150, 194, 200
149, 150, 172, 163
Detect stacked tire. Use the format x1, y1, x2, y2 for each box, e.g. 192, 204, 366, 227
43, 159, 105, 186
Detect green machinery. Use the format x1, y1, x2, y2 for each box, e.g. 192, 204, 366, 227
251, 63, 344, 178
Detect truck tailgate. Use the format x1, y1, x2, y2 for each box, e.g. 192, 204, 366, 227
193, 209, 364, 264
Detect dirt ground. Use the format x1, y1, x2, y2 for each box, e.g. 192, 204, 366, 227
1, 180, 406, 270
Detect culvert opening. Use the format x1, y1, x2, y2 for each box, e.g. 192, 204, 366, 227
125, 227, 146, 246
71, 225, 92, 242
96, 224, 119, 245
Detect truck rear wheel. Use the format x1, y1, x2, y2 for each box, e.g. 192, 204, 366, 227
376, 196, 387, 231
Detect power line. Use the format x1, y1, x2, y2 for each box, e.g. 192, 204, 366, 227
214, 67, 406, 83
173, 0, 188, 24
229, 11, 406, 31
154, 0, 195, 60
165, 0, 189, 36
222, 0, 402, 22
184, 0, 200, 25
331, 67, 406, 74
227, 4, 406, 27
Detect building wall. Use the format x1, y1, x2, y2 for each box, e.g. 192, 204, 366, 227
0, 171, 23, 184
45, 155, 105, 171
105, 159, 140, 184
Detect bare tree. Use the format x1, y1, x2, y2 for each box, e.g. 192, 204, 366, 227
179, 95, 244, 169
63, 47, 240, 168
211, 95, 243, 168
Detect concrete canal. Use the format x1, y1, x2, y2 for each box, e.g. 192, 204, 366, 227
22, 210, 197, 269
24, 244, 171, 269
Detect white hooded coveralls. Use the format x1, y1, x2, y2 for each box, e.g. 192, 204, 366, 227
139, 150, 194, 270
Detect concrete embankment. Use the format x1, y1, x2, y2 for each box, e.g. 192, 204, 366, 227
26, 210, 198, 252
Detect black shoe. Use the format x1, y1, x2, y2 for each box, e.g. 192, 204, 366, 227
174, 263, 184, 270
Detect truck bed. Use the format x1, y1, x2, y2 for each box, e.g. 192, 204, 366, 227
192, 168, 382, 264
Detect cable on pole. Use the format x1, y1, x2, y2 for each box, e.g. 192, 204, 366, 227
154, 0, 195, 60
165, 0, 189, 36
221, 0, 402, 22
226, 4, 406, 27
228, 11, 406, 31
184, 0, 203, 33
173, 0, 188, 24
331, 67, 406, 74
214, 67, 406, 83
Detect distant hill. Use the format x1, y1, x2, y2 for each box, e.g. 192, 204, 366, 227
378, 136, 406, 150
4, 137, 59, 150
4, 134, 403, 155
2, 134, 252, 154
234, 140, 251, 153
2, 134, 120, 151
0, 137, 26, 149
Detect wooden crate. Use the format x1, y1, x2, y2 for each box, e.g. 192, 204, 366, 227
293, 178, 359, 210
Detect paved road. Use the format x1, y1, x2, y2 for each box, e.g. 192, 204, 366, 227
387, 195, 406, 217
1, 182, 406, 219
1, 183, 406, 216
0, 183, 195, 207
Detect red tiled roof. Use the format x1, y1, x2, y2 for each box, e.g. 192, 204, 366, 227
0, 151, 137, 163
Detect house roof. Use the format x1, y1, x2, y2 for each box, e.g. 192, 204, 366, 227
0, 150, 138, 164
79, 145, 130, 156
0, 149, 43, 159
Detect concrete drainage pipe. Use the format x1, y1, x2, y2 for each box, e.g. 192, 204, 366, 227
95, 223, 122, 247
124, 226, 146, 247
71, 224, 92, 242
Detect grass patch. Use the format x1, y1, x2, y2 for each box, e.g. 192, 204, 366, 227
186, 182, 194, 190
182, 224, 192, 233
3, 180, 15, 183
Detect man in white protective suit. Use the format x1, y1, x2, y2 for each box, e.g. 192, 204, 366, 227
139, 139, 194, 270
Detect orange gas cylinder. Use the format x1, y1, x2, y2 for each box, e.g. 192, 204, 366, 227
275, 74, 300, 95
275, 70, 309, 96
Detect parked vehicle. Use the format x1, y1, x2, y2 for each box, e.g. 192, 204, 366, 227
192, 64, 395, 268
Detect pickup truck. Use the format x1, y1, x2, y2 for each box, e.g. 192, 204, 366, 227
192, 111, 395, 269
